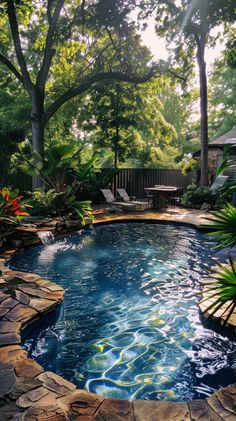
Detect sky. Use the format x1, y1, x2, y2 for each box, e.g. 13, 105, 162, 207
140, 17, 224, 72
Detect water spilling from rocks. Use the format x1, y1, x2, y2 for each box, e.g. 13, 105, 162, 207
36, 231, 55, 245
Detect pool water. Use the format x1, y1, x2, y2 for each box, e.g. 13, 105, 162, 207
11, 222, 236, 401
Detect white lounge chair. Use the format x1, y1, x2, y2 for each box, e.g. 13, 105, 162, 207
117, 188, 150, 210
100, 189, 136, 211
210, 175, 229, 190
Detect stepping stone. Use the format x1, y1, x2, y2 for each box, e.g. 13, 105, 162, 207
17, 386, 50, 408
133, 401, 190, 421
0, 345, 27, 364
15, 290, 30, 305
1, 297, 19, 308
5, 303, 38, 323
0, 332, 21, 345
95, 398, 134, 421
0, 321, 21, 333
28, 298, 57, 313
14, 358, 44, 379
9, 376, 42, 400
207, 385, 236, 419
188, 399, 223, 421
59, 390, 104, 417
22, 405, 67, 421
0, 361, 16, 397
37, 371, 76, 396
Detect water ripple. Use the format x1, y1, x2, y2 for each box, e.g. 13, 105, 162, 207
11, 222, 236, 401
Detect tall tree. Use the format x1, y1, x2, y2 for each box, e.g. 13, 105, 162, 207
0, 0, 173, 187
82, 76, 178, 168
139, 0, 236, 185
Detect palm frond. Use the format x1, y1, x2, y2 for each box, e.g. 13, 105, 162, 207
201, 203, 236, 249
200, 254, 236, 325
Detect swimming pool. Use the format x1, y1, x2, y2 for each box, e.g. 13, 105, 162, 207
10, 222, 236, 401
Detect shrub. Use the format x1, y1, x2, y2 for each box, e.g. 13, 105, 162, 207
29, 187, 94, 225
180, 184, 218, 208
0, 187, 31, 247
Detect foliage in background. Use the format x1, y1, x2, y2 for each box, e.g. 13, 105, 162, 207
11, 139, 82, 191
181, 154, 199, 175
180, 183, 218, 209
208, 55, 236, 137
0, 0, 166, 191
75, 162, 118, 200
0, 0, 235, 184
11, 140, 97, 221
139, 0, 236, 185
29, 188, 94, 225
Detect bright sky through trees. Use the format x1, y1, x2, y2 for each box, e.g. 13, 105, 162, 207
141, 17, 223, 71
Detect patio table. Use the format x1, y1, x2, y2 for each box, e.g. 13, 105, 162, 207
144, 186, 178, 210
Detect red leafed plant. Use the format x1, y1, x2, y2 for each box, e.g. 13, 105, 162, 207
0, 187, 31, 217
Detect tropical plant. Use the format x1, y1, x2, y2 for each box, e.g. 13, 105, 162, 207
200, 255, 236, 324
180, 184, 218, 209
0, 187, 31, 217
0, 187, 31, 247
200, 201, 236, 322
202, 203, 236, 250
181, 155, 199, 175
29, 187, 94, 225
11, 139, 81, 191
75, 161, 118, 201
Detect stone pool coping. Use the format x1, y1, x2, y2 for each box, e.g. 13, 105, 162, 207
1, 208, 236, 420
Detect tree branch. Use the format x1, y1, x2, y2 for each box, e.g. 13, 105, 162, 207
37, 0, 65, 89
7, 0, 33, 93
47, 0, 54, 24
44, 66, 185, 124
0, 53, 24, 85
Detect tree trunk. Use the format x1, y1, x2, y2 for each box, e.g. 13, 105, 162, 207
113, 126, 119, 195
196, 39, 209, 186
31, 93, 45, 189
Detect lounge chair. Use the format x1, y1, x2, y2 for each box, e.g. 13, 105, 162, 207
100, 189, 136, 212
117, 188, 150, 210
210, 175, 229, 190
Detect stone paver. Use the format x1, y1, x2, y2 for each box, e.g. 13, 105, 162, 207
133, 401, 191, 421
37, 371, 76, 396
0, 211, 236, 420
5, 303, 38, 323
188, 399, 224, 421
14, 358, 44, 379
95, 398, 134, 421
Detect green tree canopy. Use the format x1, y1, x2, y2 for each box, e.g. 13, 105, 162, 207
138, 0, 236, 185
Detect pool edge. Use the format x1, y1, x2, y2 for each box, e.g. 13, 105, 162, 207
0, 216, 236, 420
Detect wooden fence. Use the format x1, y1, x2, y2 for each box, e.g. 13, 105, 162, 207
1, 172, 32, 192
114, 168, 193, 198
2, 168, 193, 198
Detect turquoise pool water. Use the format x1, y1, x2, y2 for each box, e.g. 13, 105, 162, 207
11, 222, 236, 401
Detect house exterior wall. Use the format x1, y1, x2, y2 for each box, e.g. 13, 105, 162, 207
208, 147, 223, 182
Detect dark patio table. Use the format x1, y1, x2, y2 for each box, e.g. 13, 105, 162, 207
144, 185, 178, 210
